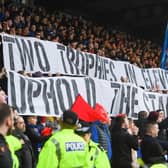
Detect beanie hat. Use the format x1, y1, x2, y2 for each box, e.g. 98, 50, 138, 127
147, 111, 159, 122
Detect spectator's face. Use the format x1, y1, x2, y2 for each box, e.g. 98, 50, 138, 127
123, 116, 129, 129
34, 15, 40, 23
31, 25, 36, 32
28, 116, 37, 125
157, 111, 164, 122
0, 90, 7, 103
16, 117, 26, 132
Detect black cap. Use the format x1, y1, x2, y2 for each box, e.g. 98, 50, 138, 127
63, 110, 78, 125
75, 121, 91, 135
75, 126, 91, 135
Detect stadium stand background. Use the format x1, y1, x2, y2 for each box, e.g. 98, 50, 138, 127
36, 0, 168, 44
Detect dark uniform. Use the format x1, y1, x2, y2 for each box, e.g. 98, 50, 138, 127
13, 129, 35, 168
0, 134, 13, 168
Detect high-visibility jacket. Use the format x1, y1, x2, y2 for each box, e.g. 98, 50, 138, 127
37, 129, 87, 168
150, 163, 168, 168
6, 135, 22, 168
86, 140, 111, 168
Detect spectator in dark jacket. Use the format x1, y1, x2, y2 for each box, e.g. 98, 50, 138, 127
13, 116, 35, 168
134, 111, 148, 138
141, 122, 166, 166
111, 114, 139, 168
25, 116, 50, 162
147, 110, 168, 153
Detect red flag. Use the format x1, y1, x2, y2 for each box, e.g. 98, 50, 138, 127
71, 95, 96, 122
93, 103, 110, 123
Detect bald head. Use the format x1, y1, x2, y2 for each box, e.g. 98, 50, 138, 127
15, 116, 26, 132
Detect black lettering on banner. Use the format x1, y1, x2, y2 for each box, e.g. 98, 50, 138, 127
152, 69, 159, 87
3, 36, 15, 69
119, 85, 125, 114
9, 71, 17, 111
104, 59, 109, 80
56, 79, 73, 112
30, 79, 42, 113
143, 93, 150, 112
8, 43, 15, 70
158, 70, 166, 89
141, 69, 151, 89
125, 86, 131, 116
15, 38, 26, 70
75, 50, 83, 75
76, 51, 85, 74
86, 54, 95, 76
66, 47, 79, 74
109, 62, 117, 81
124, 64, 137, 85
20, 76, 27, 114
32, 80, 42, 97
3, 36, 15, 43
158, 96, 164, 112
15, 38, 34, 71
95, 57, 102, 79
71, 79, 79, 98
94, 56, 98, 77
131, 87, 138, 118
164, 71, 168, 86
27, 79, 35, 113
22, 39, 34, 70
146, 70, 153, 88
57, 44, 67, 73
101, 59, 106, 80
118, 85, 133, 116
84, 78, 96, 106
148, 94, 156, 111
110, 89, 118, 115
110, 82, 121, 115
41, 80, 50, 114
34, 42, 50, 71
48, 79, 59, 115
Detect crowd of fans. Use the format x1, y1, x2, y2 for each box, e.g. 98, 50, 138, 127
0, 0, 162, 69
0, 1, 168, 168
1, 88, 168, 167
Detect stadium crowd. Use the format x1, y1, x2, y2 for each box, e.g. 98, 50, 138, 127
0, 1, 168, 168
0, 0, 162, 70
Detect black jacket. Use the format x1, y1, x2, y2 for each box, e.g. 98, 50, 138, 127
141, 135, 166, 165
111, 128, 139, 168
0, 134, 13, 168
13, 129, 35, 168
25, 124, 50, 160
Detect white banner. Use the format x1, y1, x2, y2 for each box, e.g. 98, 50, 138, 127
7, 71, 168, 117
2, 33, 168, 90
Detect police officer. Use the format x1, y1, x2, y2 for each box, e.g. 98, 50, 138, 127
37, 110, 87, 168
0, 103, 13, 168
75, 122, 111, 168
